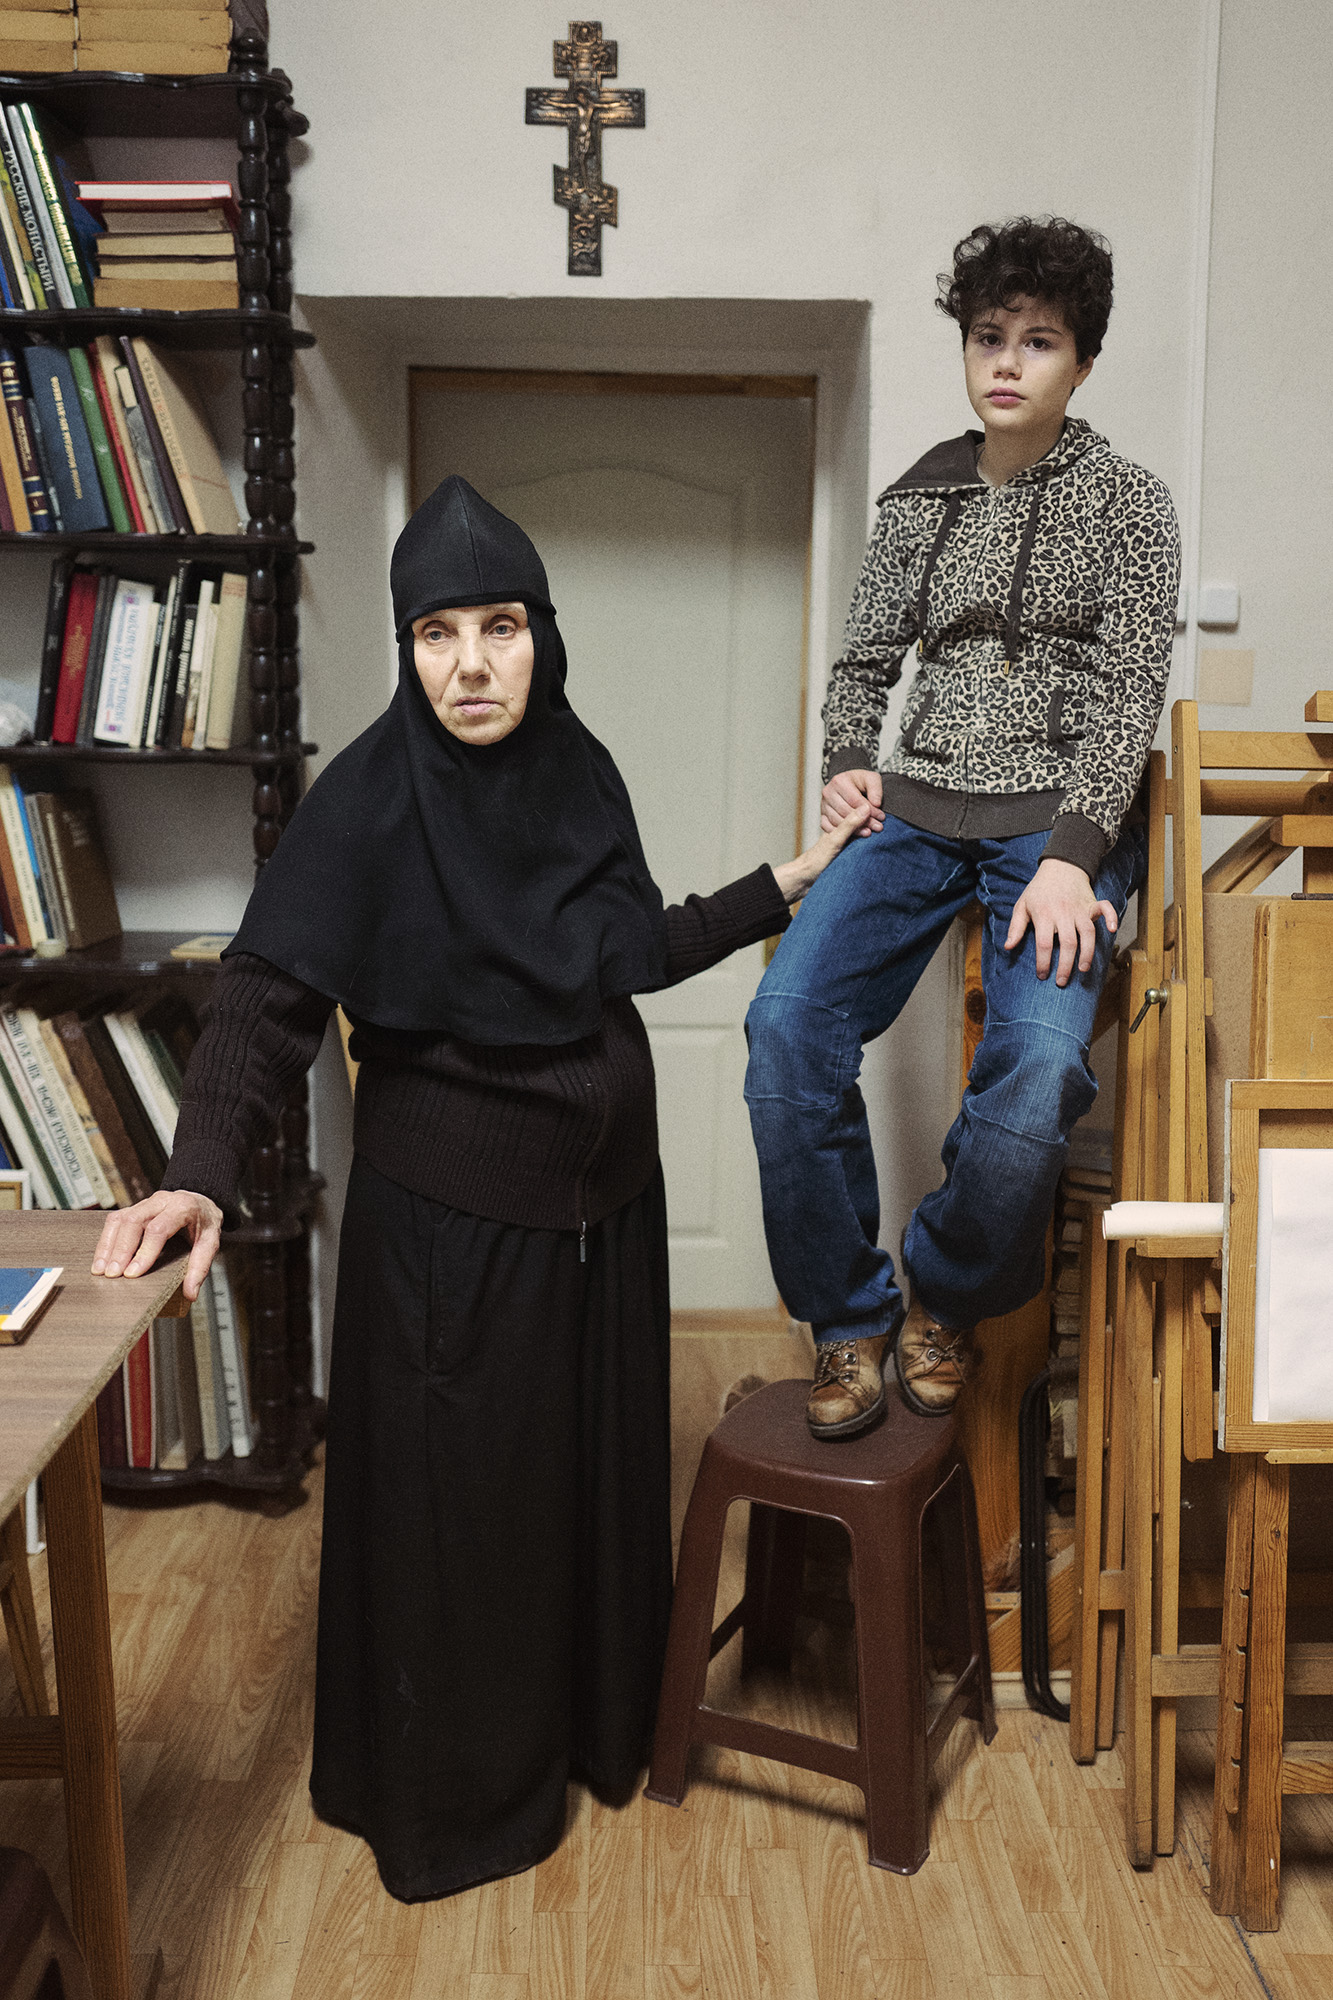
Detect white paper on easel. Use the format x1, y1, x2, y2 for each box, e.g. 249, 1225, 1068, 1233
1257, 1148, 1333, 1421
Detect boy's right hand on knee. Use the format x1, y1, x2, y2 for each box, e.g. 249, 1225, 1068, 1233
821, 769, 885, 837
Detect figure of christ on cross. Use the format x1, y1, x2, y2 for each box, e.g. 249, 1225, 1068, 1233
526, 20, 645, 277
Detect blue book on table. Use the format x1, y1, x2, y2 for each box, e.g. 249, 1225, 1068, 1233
0, 1265, 61, 1337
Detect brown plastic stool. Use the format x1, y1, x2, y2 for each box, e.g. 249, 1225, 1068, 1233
646, 1377, 995, 1872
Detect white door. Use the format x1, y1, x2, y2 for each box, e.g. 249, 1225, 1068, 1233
411, 380, 812, 1308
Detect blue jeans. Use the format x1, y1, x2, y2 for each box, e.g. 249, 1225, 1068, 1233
744, 816, 1144, 1345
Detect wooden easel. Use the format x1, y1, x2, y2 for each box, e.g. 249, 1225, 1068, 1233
1070, 751, 1167, 1763
1073, 693, 1333, 1870
1209, 941, 1333, 1930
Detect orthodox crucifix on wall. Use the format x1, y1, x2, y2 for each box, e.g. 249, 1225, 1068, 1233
526, 21, 645, 277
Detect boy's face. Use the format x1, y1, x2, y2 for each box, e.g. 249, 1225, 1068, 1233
412, 601, 535, 745
963, 297, 1093, 444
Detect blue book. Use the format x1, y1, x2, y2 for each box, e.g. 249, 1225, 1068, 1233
0, 1265, 61, 1339
22, 341, 109, 534
54, 155, 99, 295
12, 784, 54, 941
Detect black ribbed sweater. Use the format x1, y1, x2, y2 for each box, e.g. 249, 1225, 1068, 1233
162, 864, 790, 1232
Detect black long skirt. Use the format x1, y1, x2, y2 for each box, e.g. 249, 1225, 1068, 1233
309, 1154, 673, 1902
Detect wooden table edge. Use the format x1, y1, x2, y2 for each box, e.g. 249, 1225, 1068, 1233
0, 1256, 187, 1521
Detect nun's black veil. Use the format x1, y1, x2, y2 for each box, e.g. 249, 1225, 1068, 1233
227, 476, 669, 1044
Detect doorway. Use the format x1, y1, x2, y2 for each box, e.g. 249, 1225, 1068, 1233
409, 367, 815, 1309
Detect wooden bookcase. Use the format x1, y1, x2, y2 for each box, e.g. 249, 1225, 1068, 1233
0, 34, 322, 1500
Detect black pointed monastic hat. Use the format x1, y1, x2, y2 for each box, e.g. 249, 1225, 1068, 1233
390, 475, 554, 638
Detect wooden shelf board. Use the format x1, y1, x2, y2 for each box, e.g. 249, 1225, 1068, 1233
0, 929, 229, 977
0, 308, 313, 350
0, 67, 302, 142
0, 533, 313, 555
5, 742, 314, 766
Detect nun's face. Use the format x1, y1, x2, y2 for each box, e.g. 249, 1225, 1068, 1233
412, 602, 535, 745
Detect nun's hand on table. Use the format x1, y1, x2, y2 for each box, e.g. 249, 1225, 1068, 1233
772, 796, 873, 905
91, 1189, 224, 1303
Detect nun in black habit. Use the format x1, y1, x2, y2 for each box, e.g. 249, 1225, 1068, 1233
91, 477, 869, 1902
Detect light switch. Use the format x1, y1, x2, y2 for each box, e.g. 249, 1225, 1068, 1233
1198, 582, 1240, 629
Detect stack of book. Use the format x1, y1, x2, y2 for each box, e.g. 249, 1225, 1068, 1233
0, 333, 242, 534
0, 762, 121, 949
77, 177, 239, 308
0, 985, 194, 1207
97, 1256, 256, 1472
35, 556, 248, 750
0, 6, 77, 74
77, 5, 234, 78
0, 97, 97, 308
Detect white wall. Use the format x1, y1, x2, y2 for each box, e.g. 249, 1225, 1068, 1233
273, 0, 1205, 506
1198, 0, 1333, 731
269, 0, 1222, 1347
0, 1, 1308, 1363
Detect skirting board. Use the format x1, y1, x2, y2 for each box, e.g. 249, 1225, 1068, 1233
945, 1670, 1073, 1712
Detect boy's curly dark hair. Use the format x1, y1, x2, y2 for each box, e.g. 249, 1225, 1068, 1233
936, 216, 1114, 361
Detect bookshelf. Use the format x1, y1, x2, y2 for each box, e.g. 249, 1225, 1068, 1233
0, 33, 321, 1501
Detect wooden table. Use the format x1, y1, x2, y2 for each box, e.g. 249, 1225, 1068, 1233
0, 1212, 186, 2000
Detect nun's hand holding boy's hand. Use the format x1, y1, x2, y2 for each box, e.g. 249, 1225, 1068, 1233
773, 796, 873, 905
92, 1189, 224, 1303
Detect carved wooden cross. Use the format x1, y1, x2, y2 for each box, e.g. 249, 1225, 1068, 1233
526, 21, 645, 277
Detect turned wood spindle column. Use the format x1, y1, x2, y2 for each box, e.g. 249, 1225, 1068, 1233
234, 41, 271, 314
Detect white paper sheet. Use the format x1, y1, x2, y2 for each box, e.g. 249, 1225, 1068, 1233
1256, 1148, 1333, 1422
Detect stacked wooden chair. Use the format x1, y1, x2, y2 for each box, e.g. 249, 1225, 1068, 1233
1071, 694, 1333, 1905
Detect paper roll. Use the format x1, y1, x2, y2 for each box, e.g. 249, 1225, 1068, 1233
1101, 1201, 1224, 1241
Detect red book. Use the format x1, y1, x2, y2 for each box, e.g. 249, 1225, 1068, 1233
124, 1330, 154, 1469
0, 859, 19, 948
76, 180, 241, 233
89, 352, 146, 535
52, 570, 99, 744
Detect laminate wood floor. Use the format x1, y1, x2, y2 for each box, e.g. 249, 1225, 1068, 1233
4, 1450, 1333, 1998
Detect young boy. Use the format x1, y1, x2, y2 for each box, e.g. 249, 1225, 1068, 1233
744, 215, 1181, 1438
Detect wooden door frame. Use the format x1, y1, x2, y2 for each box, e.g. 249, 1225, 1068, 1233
406, 365, 819, 858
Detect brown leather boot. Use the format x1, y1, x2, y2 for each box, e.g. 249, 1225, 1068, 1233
893, 1300, 976, 1416
805, 1333, 890, 1439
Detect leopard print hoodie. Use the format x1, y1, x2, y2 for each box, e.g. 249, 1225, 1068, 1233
822, 416, 1181, 877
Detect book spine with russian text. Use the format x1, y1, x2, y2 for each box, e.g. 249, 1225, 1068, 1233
23, 342, 109, 533
33, 554, 73, 741
117, 337, 189, 531
67, 344, 132, 533
0, 117, 50, 308
0, 141, 37, 310
14, 104, 90, 309
24, 397, 61, 529
0, 345, 51, 530
3, 108, 70, 309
